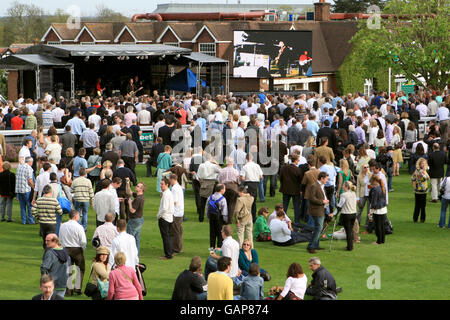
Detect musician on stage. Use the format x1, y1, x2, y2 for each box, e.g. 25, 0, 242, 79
96, 78, 105, 97
126, 78, 135, 95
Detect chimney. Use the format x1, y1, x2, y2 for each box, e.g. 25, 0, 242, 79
314, 0, 331, 21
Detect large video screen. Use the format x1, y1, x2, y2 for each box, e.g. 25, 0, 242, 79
233, 30, 312, 78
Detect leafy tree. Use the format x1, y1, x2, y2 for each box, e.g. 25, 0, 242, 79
349, 0, 449, 91
3, 1, 47, 46
95, 4, 129, 22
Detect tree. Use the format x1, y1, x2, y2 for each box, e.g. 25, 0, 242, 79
332, 0, 387, 13
3, 1, 48, 46
349, 0, 449, 91
95, 4, 129, 22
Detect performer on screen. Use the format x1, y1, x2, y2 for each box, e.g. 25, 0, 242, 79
299, 51, 312, 76
274, 41, 291, 78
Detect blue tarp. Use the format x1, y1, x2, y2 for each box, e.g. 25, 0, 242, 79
166, 68, 206, 91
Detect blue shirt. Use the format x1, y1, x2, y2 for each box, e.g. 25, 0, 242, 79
306, 121, 319, 136
73, 156, 88, 177
321, 102, 333, 114
196, 117, 207, 141
270, 119, 280, 128
331, 97, 343, 109
66, 117, 87, 136
355, 126, 366, 145
319, 164, 337, 187
22, 135, 36, 151
258, 93, 266, 104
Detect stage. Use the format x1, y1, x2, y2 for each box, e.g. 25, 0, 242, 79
0, 44, 229, 100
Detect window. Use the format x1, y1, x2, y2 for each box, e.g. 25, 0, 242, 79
164, 42, 179, 47
47, 41, 61, 45
199, 43, 216, 57
364, 79, 373, 96
80, 42, 95, 45
120, 42, 136, 45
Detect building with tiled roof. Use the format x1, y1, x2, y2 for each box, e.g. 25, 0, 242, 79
36, 1, 359, 94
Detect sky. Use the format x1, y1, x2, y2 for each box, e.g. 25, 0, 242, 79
0, 0, 326, 17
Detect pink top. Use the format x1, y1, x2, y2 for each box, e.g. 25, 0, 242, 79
124, 112, 137, 127
107, 265, 143, 300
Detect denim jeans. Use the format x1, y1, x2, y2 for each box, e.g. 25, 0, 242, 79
387, 167, 393, 190
258, 179, 265, 202
283, 194, 301, 224
74, 201, 89, 231
439, 198, 450, 228
54, 289, 66, 299
56, 214, 62, 236
0, 197, 13, 220
17, 192, 34, 224
127, 217, 144, 254
262, 175, 277, 197
307, 215, 324, 250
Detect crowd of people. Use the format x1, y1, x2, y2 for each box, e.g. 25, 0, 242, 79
0, 87, 448, 300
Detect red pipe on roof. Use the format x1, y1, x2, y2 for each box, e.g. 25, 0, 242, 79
131, 11, 277, 22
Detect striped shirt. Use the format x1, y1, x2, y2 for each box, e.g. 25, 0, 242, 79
71, 176, 94, 202
15, 163, 34, 194
42, 110, 54, 129
218, 166, 240, 185
80, 129, 99, 148
32, 196, 63, 224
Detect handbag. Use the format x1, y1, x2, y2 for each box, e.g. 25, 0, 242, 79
97, 279, 109, 299
135, 264, 147, 296
256, 232, 271, 242
57, 185, 72, 214
84, 266, 99, 297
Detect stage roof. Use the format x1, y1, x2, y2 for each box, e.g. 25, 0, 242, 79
0, 54, 73, 70
19, 44, 191, 57
184, 52, 228, 64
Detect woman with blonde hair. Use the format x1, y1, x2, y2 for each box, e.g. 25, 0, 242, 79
390, 126, 403, 176
107, 252, 143, 300
238, 238, 270, 281
411, 158, 430, 223
357, 163, 372, 231
302, 136, 315, 159
36, 125, 47, 159
336, 159, 353, 197
336, 181, 358, 250
356, 146, 371, 174
368, 119, 379, 147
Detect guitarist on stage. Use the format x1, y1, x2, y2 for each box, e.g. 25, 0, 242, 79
126, 78, 135, 96
96, 78, 105, 96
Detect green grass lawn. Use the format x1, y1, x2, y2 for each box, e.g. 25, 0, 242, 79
0, 164, 449, 300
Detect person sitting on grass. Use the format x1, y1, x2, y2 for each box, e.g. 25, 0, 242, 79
172, 256, 207, 301
238, 239, 271, 281
277, 262, 307, 300
269, 208, 305, 246
253, 207, 271, 242
240, 263, 264, 300
207, 256, 234, 301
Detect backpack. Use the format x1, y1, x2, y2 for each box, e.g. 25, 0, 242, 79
207, 195, 224, 217
439, 177, 448, 200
